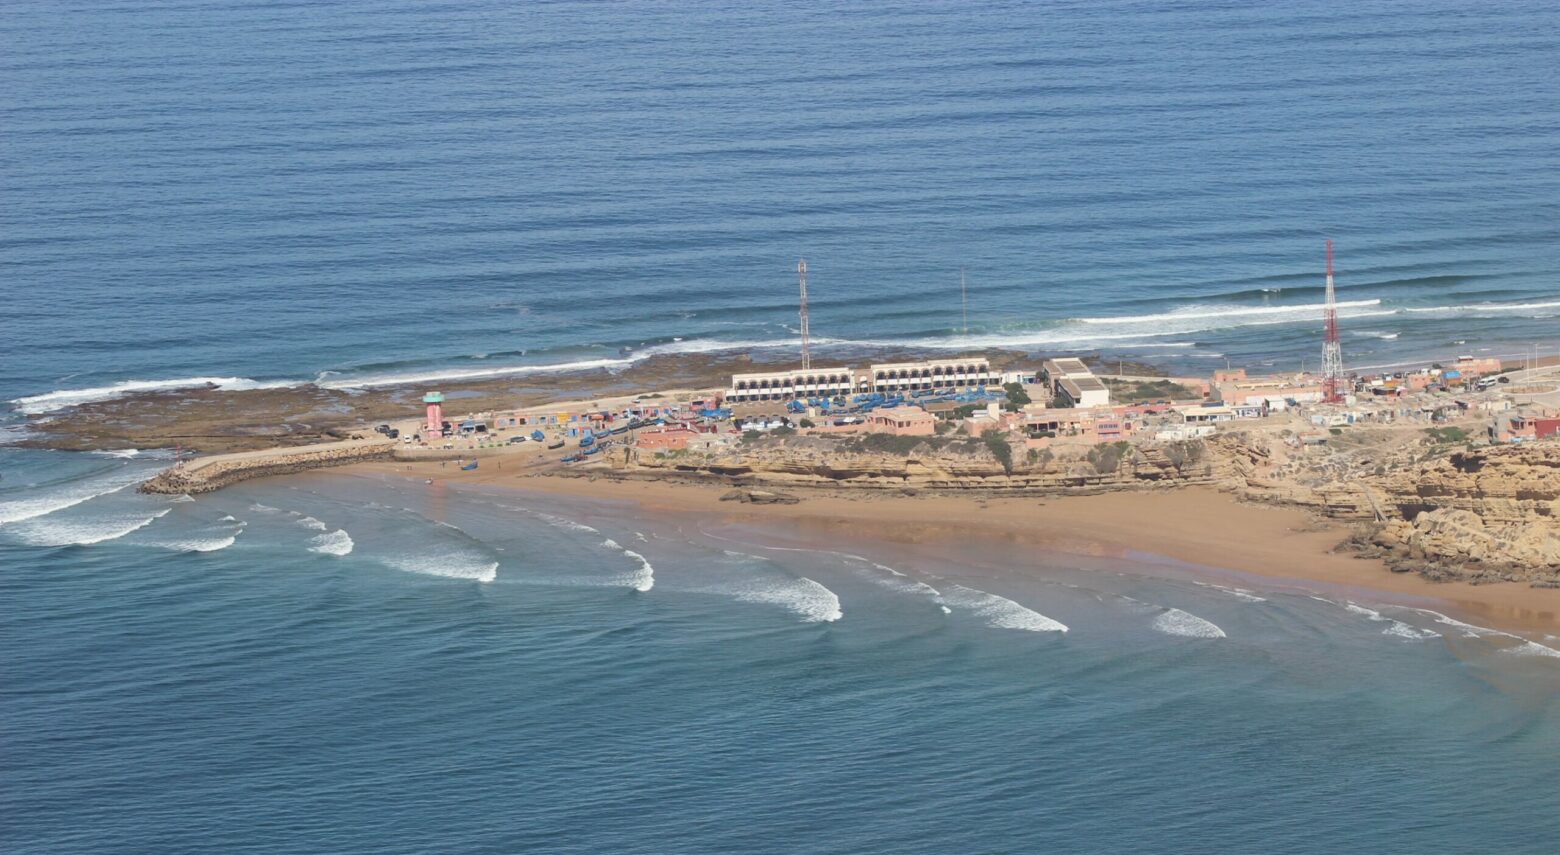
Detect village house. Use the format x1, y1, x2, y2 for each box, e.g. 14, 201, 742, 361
635, 427, 701, 452
866, 406, 937, 436
1041, 358, 1111, 408
1491, 409, 1560, 443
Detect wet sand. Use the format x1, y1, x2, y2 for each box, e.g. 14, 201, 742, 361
346, 459, 1560, 636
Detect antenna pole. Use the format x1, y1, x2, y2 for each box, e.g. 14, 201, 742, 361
1321, 240, 1345, 403
798, 258, 810, 371
960, 268, 968, 337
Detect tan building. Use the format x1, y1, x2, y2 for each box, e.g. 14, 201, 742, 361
867, 406, 937, 436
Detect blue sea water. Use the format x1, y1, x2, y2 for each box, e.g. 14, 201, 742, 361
3, 0, 1560, 411
4, 1, 1560, 851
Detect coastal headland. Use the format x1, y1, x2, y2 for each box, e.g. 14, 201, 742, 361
20, 344, 1560, 635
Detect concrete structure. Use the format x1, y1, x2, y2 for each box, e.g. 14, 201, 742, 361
726, 366, 857, 403
635, 427, 700, 452
1492, 410, 1560, 443
1452, 355, 1503, 377
1041, 358, 1111, 408
1055, 376, 1110, 408
1023, 404, 1140, 443
1178, 405, 1235, 424
1213, 375, 1323, 408
423, 392, 444, 436
725, 358, 997, 403
867, 359, 998, 394
867, 406, 937, 436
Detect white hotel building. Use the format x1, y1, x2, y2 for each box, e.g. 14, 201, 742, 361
724, 358, 999, 403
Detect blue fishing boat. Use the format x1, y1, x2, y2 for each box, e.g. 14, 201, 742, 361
461, 460, 478, 471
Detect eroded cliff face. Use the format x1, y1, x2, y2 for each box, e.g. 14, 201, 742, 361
622, 437, 1237, 493
1363, 445, 1560, 584
612, 434, 1560, 585
1380, 444, 1560, 523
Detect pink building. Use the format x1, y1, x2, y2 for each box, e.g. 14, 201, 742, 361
423, 392, 444, 436
636, 427, 700, 451
867, 406, 937, 436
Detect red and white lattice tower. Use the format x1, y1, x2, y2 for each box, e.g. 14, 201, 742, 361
798, 258, 811, 371
1321, 240, 1344, 403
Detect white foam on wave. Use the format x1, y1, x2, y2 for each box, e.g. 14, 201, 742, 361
92, 448, 142, 459
1382, 622, 1442, 641
1078, 298, 1383, 325
9, 508, 170, 547
0, 467, 149, 526
384, 552, 497, 583
308, 529, 354, 556
844, 555, 950, 613
1194, 581, 1267, 603
1507, 640, 1560, 659
1336, 601, 1438, 640
943, 584, 1067, 633
601, 538, 655, 592
161, 534, 239, 553
1151, 608, 1226, 638
296, 516, 327, 531
170, 494, 195, 503
728, 576, 842, 623
1403, 299, 1560, 315
11, 377, 295, 415
1391, 607, 1558, 655
535, 512, 600, 534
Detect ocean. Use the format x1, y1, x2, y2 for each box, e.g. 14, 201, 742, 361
3, 1, 1559, 851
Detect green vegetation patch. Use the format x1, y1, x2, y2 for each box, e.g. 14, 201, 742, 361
1424, 426, 1468, 443
1102, 378, 1195, 403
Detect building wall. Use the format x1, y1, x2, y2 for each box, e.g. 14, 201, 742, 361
726, 359, 997, 402
635, 429, 698, 451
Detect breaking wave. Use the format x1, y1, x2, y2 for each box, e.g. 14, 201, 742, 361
10, 376, 295, 415
384, 551, 497, 583
8, 508, 170, 547
1194, 581, 1267, 603
943, 584, 1067, 633
0, 467, 149, 526
1508, 640, 1560, 659
847, 556, 951, 613
1076, 298, 1383, 325
156, 533, 240, 553
296, 516, 328, 531
1344, 602, 1441, 641
1151, 608, 1225, 638
11, 295, 1558, 405
728, 576, 843, 623
308, 529, 354, 556
535, 512, 600, 534
601, 538, 655, 592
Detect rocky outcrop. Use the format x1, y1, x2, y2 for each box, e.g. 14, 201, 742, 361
1366, 509, 1560, 585
1347, 445, 1560, 584
619, 437, 1239, 494
1379, 444, 1560, 523
720, 489, 801, 505
139, 440, 394, 494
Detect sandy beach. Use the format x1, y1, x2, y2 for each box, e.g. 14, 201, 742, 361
345, 458, 1560, 637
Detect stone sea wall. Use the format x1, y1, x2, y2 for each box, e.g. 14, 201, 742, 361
139, 441, 395, 495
